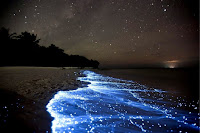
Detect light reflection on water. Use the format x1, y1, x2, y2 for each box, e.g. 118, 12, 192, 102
46, 70, 199, 133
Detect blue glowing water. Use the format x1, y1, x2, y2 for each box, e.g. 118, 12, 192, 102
46, 70, 199, 133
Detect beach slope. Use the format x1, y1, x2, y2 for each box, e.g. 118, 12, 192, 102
0, 67, 86, 132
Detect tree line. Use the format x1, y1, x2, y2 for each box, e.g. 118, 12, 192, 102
0, 27, 99, 68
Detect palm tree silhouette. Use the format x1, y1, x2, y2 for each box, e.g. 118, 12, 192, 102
17, 31, 40, 47
0, 27, 100, 68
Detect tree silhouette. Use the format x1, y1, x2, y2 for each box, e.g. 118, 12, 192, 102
0, 27, 100, 68
17, 31, 40, 45
0, 28, 17, 65
0, 27, 16, 41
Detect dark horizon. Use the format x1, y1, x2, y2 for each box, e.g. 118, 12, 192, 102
0, 26, 198, 69
0, 0, 199, 68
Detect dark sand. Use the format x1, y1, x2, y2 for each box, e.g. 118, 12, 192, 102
0, 67, 88, 132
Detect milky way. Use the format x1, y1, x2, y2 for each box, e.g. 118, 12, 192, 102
46, 70, 199, 132
0, 0, 198, 67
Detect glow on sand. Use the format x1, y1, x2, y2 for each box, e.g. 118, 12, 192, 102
46, 70, 199, 133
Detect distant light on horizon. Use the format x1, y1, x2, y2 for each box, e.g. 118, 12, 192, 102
0, 0, 198, 67
164, 60, 179, 68
168, 64, 175, 68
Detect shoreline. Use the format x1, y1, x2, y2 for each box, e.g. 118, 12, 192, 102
45, 70, 200, 133
0, 67, 198, 132
94, 68, 199, 100
0, 67, 89, 132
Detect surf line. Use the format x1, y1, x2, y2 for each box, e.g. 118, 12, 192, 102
46, 70, 200, 133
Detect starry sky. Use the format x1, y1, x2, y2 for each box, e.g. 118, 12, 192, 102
0, 0, 199, 68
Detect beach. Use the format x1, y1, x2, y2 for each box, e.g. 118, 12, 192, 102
46, 70, 199, 132
0, 67, 88, 132
0, 67, 199, 132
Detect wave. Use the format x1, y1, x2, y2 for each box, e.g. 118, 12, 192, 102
46, 70, 199, 133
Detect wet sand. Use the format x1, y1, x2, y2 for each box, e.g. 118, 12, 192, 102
0, 67, 88, 132
46, 70, 199, 133
0, 67, 198, 132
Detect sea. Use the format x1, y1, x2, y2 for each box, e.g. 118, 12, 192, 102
46, 69, 199, 133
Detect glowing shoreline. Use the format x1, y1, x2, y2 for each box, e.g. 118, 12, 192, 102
46, 70, 199, 133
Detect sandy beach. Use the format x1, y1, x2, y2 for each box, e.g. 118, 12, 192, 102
46, 70, 199, 133
0, 67, 199, 132
0, 67, 88, 132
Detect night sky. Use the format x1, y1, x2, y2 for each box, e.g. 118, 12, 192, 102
0, 0, 199, 68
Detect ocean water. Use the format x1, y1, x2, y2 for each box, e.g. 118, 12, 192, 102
95, 68, 199, 100
46, 70, 199, 133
